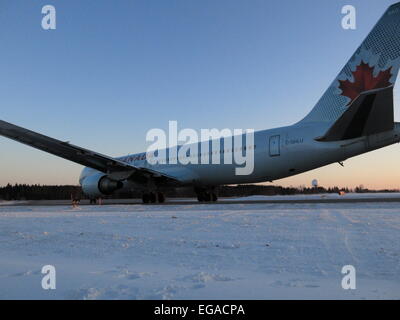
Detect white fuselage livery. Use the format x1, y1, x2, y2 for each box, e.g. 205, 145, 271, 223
79, 122, 400, 191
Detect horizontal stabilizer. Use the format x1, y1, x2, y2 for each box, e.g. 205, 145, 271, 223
315, 86, 394, 142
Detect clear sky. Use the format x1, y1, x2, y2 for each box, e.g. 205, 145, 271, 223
1, 0, 400, 189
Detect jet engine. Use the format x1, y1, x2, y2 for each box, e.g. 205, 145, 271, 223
81, 172, 123, 198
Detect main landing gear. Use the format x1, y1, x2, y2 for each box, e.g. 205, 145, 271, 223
89, 198, 102, 205
195, 188, 218, 202
142, 192, 165, 204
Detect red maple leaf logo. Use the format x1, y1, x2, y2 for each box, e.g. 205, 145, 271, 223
338, 62, 392, 105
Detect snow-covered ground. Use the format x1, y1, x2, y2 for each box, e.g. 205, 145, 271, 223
0, 199, 399, 299
229, 192, 400, 201
0, 200, 28, 206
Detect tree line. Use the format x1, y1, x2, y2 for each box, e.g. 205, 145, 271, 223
0, 183, 398, 201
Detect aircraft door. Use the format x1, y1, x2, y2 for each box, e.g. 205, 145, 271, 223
269, 135, 280, 157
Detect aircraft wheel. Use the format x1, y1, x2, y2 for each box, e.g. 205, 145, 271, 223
157, 192, 165, 203
195, 187, 218, 202
149, 192, 157, 203
203, 192, 211, 202
142, 193, 150, 204
196, 190, 216, 202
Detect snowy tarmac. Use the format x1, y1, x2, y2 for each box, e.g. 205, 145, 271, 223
3, 192, 400, 207
0, 194, 399, 299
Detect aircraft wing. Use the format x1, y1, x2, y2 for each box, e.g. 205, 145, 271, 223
0, 119, 180, 184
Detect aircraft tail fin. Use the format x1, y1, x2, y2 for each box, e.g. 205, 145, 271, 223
300, 3, 400, 124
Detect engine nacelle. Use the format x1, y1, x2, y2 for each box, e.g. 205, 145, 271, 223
81, 172, 123, 198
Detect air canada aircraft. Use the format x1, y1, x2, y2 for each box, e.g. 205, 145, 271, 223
2, 3, 400, 203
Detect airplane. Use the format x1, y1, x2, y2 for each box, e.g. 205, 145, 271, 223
2, 3, 400, 204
